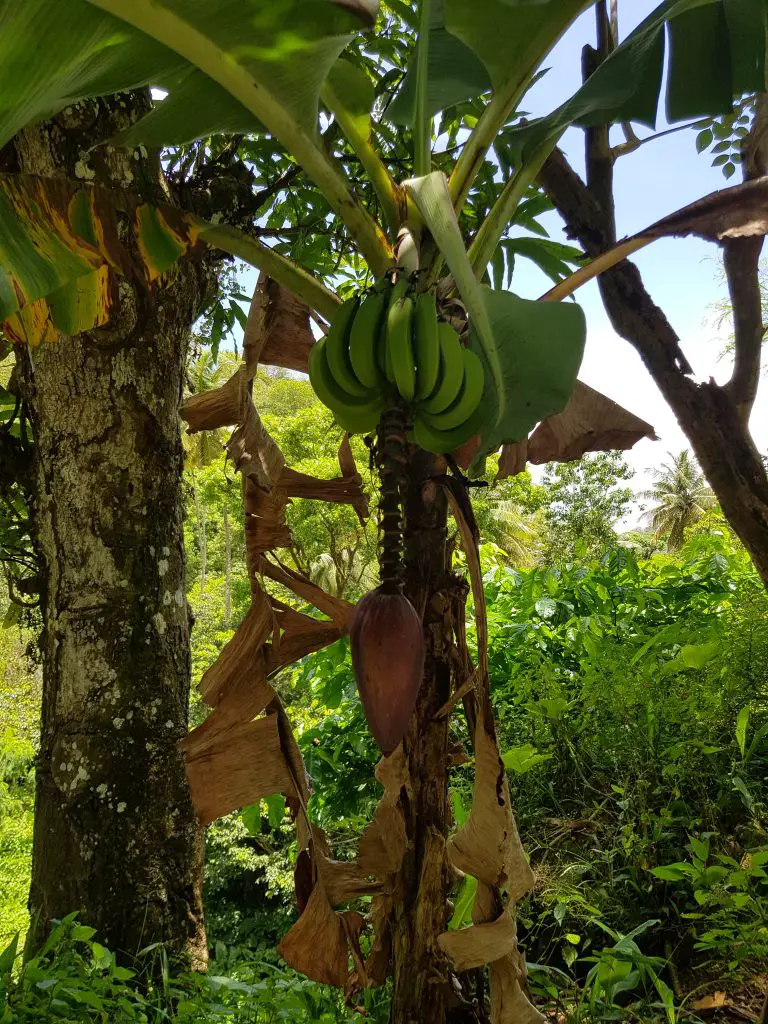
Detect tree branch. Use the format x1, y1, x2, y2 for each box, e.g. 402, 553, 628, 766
537, 145, 693, 376
723, 92, 768, 419
536, 150, 768, 590
583, 2, 616, 243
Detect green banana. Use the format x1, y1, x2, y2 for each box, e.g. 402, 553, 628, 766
349, 287, 388, 389
334, 401, 385, 435
421, 349, 484, 431
387, 293, 416, 401
378, 277, 409, 380
418, 321, 464, 414
413, 291, 440, 400
309, 337, 376, 418
325, 295, 368, 397
412, 402, 485, 454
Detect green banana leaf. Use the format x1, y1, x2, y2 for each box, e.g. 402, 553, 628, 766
0, 173, 338, 345
405, 172, 585, 463
510, 0, 766, 160
386, 0, 490, 125
443, 0, 590, 92
322, 59, 376, 143
0, 0, 373, 147
388, 0, 586, 124
0, 0, 389, 273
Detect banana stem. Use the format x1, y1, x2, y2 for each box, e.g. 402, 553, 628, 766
376, 406, 409, 594
448, 87, 526, 212
468, 132, 562, 280
414, 0, 433, 178
321, 82, 403, 240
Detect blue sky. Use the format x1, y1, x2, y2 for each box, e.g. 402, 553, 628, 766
235, 0, 767, 516
510, 0, 767, 509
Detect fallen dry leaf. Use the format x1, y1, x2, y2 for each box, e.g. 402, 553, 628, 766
691, 991, 728, 1011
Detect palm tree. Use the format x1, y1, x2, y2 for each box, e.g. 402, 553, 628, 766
643, 450, 715, 550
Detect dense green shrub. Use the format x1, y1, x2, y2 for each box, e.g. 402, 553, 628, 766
0, 916, 389, 1022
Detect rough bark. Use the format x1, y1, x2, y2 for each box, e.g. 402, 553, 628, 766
389, 449, 465, 1024
538, 147, 768, 589
7, 94, 211, 962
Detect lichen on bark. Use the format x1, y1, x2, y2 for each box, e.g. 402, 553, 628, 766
6, 92, 213, 963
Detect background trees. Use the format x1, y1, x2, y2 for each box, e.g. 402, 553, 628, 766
643, 450, 716, 551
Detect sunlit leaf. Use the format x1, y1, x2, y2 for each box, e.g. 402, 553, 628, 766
510, 0, 766, 160
0, 0, 389, 274
0, 173, 339, 344
501, 743, 553, 775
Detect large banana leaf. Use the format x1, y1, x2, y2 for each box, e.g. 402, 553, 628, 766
387, 0, 586, 124
0, 0, 389, 272
511, 0, 766, 159
0, 0, 372, 145
405, 172, 585, 463
0, 173, 339, 345
386, 0, 490, 125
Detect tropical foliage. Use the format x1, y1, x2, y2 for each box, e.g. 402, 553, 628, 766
3, 434, 767, 1018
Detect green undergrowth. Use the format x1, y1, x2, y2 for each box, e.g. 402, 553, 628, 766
0, 915, 389, 1023
2, 525, 768, 1021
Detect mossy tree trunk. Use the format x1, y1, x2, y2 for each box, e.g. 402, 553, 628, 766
4, 93, 211, 963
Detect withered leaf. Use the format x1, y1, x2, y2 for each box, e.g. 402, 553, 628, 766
197, 591, 273, 708
181, 368, 248, 434
496, 440, 528, 481
280, 465, 369, 524
489, 952, 546, 1024
257, 554, 354, 629
447, 720, 533, 898
278, 882, 350, 988
254, 276, 315, 374
358, 747, 409, 878
527, 381, 656, 464
184, 712, 294, 826
244, 478, 292, 560
438, 903, 518, 971
266, 604, 343, 675
228, 399, 285, 488
442, 484, 488, 691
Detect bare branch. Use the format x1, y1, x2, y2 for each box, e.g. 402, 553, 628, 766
538, 145, 694, 377
724, 92, 768, 419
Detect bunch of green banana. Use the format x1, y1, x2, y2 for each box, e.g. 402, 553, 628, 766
308, 276, 485, 453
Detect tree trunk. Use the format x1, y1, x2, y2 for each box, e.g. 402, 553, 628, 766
389, 449, 463, 1024
7, 95, 210, 962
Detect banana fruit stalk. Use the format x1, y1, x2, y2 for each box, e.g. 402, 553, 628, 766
309, 275, 486, 455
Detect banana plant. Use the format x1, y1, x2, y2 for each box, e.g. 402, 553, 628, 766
0, 0, 763, 1020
